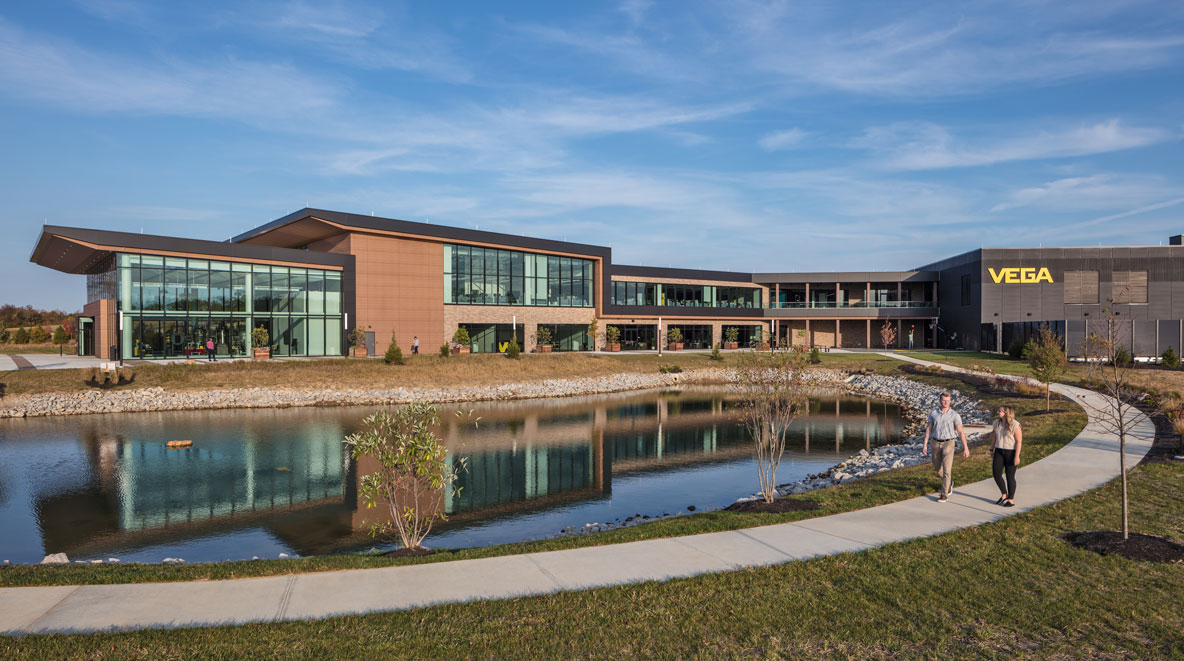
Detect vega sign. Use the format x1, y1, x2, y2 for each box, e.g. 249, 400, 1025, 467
988, 267, 1054, 284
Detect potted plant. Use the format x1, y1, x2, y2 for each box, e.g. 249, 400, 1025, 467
252, 326, 270, 359
452, 327, 471, 354
349, 327, 368, 357
605, 325, 621, 352
536, 326, 553, 353
723, 326, 739, 350
667, 327, 684, 351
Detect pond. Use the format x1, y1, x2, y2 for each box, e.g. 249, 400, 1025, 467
0, 387, 905, 564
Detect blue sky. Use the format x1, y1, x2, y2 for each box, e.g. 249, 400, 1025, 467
2, 0, 1183, 310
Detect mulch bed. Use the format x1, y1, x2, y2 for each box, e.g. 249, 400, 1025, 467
384, 547, 437, 558
725, 499, 821, 514
1136, 401, 1183, 464
1063, 531, 1184, 563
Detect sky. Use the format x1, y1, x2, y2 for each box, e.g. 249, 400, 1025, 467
2, 0, 1183, 310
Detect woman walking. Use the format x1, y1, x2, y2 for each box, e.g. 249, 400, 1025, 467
992, 406, 1022, 507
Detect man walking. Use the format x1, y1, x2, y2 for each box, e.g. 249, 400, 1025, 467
922, 392, 969, 502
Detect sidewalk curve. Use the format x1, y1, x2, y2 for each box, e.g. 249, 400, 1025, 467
0, 354, 1155, 635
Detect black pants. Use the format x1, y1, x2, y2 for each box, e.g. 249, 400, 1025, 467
993, 448, 1017, 499
206, 348, 215, 361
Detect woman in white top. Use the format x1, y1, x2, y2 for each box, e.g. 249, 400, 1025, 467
991, 406, 1023, 507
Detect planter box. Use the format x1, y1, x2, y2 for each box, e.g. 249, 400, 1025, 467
455, 346, 471, 354
669, 342, 684, 351
606, 344, 621, 352
349, 347, 368, 358
723, 342, 739, 350
538, 345, 553, 354
757, 342, 770, 351
252, 347, 271, 360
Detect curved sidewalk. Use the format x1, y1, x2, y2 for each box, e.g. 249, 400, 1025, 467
0, 356, 1155, 635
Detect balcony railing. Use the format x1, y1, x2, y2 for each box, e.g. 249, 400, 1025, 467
770, 301, 935, 309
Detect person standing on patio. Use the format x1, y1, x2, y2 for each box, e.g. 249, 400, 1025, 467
923, 392, 969, 502
908, 325, 915, 350
412, 336, 419, 355
205, 337, 216, 362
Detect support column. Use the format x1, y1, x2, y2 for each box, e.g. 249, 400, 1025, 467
806, 319, 812, 347
866, 319, 871, 349
836, 281, 841, 308
897, 319, 902, 349
805, 282, 811, 308
774, 283, 779, 308
897, 281, 902, 304
866, 281, 871, 307
835, 319, 840, 348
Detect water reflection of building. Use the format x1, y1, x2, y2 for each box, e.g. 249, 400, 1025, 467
34, 415, 349, 557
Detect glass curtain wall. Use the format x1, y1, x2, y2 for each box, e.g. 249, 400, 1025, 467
444, 244, 594, 307
610, 282, 762, 309
117, 254, 344, 359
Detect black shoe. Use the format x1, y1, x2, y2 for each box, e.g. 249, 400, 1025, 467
1003, 501, 1015, 508
995, 497, 1006, 505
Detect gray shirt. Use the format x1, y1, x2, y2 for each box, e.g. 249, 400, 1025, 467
928, 408, 963, 441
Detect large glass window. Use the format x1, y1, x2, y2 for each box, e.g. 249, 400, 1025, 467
444, 244, 594, 307
610, 281, 761, 308
115, 254, 344, 360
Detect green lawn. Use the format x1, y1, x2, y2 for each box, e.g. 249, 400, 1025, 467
3, 445, 1178, 658
0, 372, 1084, 588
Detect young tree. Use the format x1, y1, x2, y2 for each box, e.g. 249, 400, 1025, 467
384, 331, 404, 365
1082, 303, 1150, 540
1161, 345, 1180, 369
605, 325, 621, 347
343, 404, 467, 550
0, 326, 9, 344
734, 347, 811, 503
879, 321, 897, 349
52, 325, 69, 356
505, 338, 521, 359
12, 327, 30, 344
1028, 323, 1067, 411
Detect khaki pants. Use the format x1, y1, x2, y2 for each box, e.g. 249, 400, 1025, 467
931, 439, 956, 496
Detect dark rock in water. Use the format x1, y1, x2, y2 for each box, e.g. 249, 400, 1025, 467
687, 505, 696, 511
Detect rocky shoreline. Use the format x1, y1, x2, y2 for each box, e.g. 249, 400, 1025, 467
0, 367, 861, 419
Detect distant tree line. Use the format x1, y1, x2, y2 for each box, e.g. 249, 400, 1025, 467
0, 305, 79, 345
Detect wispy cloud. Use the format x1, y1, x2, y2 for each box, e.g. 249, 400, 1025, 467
0, 17, 339, 120
854, 119, 1172, 170
991, 174, 1182, 213
758, 128, 809, 151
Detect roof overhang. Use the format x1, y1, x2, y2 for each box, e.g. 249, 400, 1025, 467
30, 225, 352, 274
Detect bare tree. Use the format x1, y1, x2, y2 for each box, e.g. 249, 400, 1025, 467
734, 348, 811, 503
1081, 304, 1149, 540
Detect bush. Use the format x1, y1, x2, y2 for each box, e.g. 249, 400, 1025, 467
808, 347, 822, 364
12, 327, 29, 344
452, 327, 471, 348
667, 327, 683, 344
505, 339, 521, 359
1163, 346, 1180, 369
605, 325, 621, 346
710, 344, 723, 361
0, 327, 8, 344
439, 343, 451, 358
52, 325, 68, 348
659, 364, 683, 373
1014, 381, 1044, 397
252, 326, 269, 349
384, 332, 404, 365
1114, 346, 1132, 366
350, 327, 367, 350
724, 326, 739, 344
342, 404, 467, 551
1006, 339, 1025, 359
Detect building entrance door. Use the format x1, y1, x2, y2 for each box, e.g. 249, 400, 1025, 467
77, 317, 94, 356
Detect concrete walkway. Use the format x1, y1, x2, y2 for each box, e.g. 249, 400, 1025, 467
0, 354, 106, 371
0, 354, 1155, 635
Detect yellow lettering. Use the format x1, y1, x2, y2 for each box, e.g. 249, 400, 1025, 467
989, 266, 1055, 284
